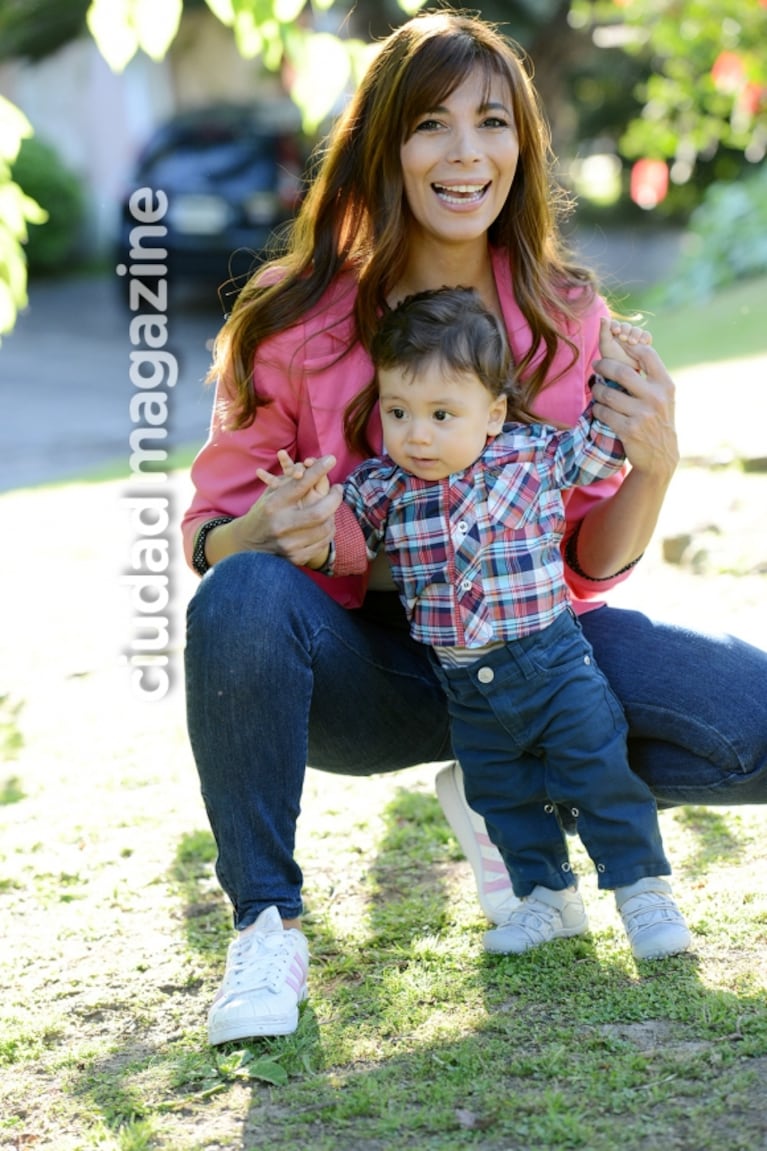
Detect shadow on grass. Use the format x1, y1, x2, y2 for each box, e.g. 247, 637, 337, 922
64, 789, 763, 1149
171, 827, 232, 962
673, 805, 746, 873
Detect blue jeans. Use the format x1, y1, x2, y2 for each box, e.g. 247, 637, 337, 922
431, 610, 670, 897
185, 552, 767, 927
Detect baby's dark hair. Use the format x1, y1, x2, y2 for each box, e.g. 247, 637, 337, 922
345, 286, 531, 455
372, 287, 512, 396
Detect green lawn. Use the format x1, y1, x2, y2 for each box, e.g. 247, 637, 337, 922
629, 274, 767, 371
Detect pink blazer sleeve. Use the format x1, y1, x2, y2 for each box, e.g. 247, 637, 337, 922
180, 294, 379, 607
180, 326, 308, 566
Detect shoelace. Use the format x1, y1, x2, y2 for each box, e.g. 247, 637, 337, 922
224, 932, 294, 994
619, 890, 683, 931
500, 898, 560, 944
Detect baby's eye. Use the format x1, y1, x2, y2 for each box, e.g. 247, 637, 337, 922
433, 409, 452, 422
387, 407, 406, 421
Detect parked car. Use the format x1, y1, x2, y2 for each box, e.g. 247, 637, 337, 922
116, 102, 311, 304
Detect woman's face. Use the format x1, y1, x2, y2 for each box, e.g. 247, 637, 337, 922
400, 66, 519, 251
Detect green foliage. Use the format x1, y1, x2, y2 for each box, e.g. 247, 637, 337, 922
0, 0, 90, 63
572, 0, 767, 172
0, 694, 24, 764
10, 135, 85, 274
651, 164, 767, 307
87, 0, 183, 72
0, 776, 25, 804
0, 96, 46, 337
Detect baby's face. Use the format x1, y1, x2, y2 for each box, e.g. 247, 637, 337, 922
378, 359, 507, 480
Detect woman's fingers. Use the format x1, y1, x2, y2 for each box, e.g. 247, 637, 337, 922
592, 344, 678, 477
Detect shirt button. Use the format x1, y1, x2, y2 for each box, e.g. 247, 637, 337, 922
477, 667, 494, 684
584, 655, 591, 665
456, 520, 468, 535
460, 578, 472, 592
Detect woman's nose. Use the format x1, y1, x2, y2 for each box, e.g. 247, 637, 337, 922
447, 126, 482, 163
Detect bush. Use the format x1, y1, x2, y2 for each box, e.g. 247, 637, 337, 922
654, 165, 767, 307
10, 135, 85, 274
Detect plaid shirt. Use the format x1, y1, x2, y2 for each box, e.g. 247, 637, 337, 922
339, 403, 625, 648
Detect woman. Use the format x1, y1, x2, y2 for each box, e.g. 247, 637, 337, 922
182, 11, 767, 1045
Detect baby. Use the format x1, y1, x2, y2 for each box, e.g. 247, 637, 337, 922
263, 288, 690, 962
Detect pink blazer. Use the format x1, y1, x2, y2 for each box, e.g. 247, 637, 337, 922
181, 248, 626, 613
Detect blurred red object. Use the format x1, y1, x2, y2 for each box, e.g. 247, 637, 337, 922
630, 158, 669, 209
712, 51, 745, 93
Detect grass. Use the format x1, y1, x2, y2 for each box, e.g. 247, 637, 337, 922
1, 721, 765, 1150
625, 274, 767, 371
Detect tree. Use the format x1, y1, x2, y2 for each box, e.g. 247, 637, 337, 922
570, 0, 767, 209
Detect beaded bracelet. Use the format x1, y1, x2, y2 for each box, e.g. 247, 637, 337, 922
192, 517, 234, 577
564, 521, 643, 582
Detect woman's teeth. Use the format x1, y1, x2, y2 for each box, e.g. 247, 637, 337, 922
433, 183, 488, 204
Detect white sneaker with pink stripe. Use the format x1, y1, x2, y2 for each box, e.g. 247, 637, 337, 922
207, 905, 309, 1044
435, 761, 520, 925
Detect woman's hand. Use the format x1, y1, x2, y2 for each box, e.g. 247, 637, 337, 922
591, 341, 679, 483
225, 453, 343, 570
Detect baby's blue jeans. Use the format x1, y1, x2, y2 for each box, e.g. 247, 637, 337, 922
432, 609, 670, 897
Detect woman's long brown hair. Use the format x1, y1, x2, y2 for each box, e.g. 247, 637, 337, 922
209, 10, 596, 437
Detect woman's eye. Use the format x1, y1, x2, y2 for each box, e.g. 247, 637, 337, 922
482, 116, 509, 129
413, 117, 442, 132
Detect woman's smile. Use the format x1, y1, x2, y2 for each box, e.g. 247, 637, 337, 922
432, 180, 492, 207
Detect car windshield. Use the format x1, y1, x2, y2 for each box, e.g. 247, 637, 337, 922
142, 130, 279, 187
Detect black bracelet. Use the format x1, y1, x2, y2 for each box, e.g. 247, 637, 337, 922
192, 517, 234, 576
564, 521, 643, 582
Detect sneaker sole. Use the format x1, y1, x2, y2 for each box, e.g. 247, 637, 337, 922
209, 1015, 299, 1044
208, 990, 307, 1045
631, 931, 692, 961
435, 762, 517, 924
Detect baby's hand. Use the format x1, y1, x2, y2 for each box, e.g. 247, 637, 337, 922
600, 316, 652, 370
256, 449, 331, 505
